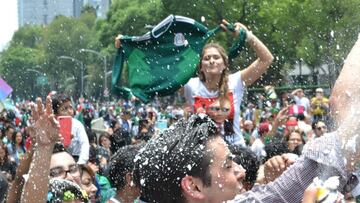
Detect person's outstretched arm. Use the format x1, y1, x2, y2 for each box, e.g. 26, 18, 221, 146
21, 97, 60, 203
221, 20, 274, 87
230, 35, 360, 203
330, 34, 360, 127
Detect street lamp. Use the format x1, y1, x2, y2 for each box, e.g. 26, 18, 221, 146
79, 48, 108, 97
58, 56, 85, 97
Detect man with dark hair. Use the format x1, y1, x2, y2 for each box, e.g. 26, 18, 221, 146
108, 144, 142, 203
50, 143, 81, 184
51, 93, 90, 164
2, 125, 15, 145
134, 114, 246, 203
228, 145, 260, 191
110, 127, 132, 154
135, 104, 360, 203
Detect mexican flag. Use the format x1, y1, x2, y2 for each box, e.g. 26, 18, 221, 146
112, 15, 246, 103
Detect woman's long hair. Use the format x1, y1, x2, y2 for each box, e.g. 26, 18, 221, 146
11, 131, 26, 153
198, 43, 230, 103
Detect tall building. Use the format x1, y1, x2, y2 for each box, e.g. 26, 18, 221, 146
18, 0, 110, 27
84, 0, 110, 19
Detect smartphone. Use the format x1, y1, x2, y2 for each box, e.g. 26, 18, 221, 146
58, 116, 72, 147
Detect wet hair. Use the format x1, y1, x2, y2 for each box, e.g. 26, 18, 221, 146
264, 141, 290, 162
47, 179, 88, 203
108, 144, 143, 190
109, 128, 131, 154
198, 43, 230, 103
51, 93, 71, 115
228, 145, 260, 189
134, 114, 218, 203
52, 143, 69, 154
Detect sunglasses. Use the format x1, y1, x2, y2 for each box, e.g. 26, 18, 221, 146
208, 106, 230, 113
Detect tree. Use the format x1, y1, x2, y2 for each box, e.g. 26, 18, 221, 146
98, 0, 166, 49
0, 45, 43, 98
42, 15, 94, 97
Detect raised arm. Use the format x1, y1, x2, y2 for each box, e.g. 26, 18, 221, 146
21, 97, 60, 203
330, 34, 360, 127
221, 20, 274, 87
115, 34, 122, 49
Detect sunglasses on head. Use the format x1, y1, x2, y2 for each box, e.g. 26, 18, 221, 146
208, 106, 230, 113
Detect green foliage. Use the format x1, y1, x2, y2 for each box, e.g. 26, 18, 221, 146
0, 45, 43, 98
11, 25, 44, 49
1, 0, 360, 100
98, 0, 166, 49
81, 4, 97, 17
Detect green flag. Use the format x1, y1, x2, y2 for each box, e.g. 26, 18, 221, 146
112, 15, 246, 103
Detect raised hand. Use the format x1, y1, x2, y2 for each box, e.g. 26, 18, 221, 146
263, 153, 297, 183
115, 34, 122, 49
220, 19, 251, 39
30, 96, 60, 146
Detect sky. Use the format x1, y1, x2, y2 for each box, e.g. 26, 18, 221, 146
0, 0, 18, 51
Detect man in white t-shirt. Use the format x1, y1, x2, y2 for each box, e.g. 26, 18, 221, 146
291, 88, 311, 114
52, 93, 90, 164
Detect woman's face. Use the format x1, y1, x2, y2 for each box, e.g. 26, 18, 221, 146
80, 170, 98, 202
15, 132, 22, 144
201, 47, 226, 79
100, 136, 110, 148
243, 122, 254, 131
288, 132, 303, 151
207, 100, 231, 124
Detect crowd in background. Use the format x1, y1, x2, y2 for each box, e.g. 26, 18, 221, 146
0, 85, 332, 202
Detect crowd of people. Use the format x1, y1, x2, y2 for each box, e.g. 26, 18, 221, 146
0, 20, 359, 203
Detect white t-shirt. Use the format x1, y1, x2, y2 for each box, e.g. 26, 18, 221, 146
184, 71, 245, 146
68, 118, 90, 164
294, 96, 311, 113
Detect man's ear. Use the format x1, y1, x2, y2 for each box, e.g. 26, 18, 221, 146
181, 175, 206, 200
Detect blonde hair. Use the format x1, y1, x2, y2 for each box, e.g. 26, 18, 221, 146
198, 43, 230, 104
